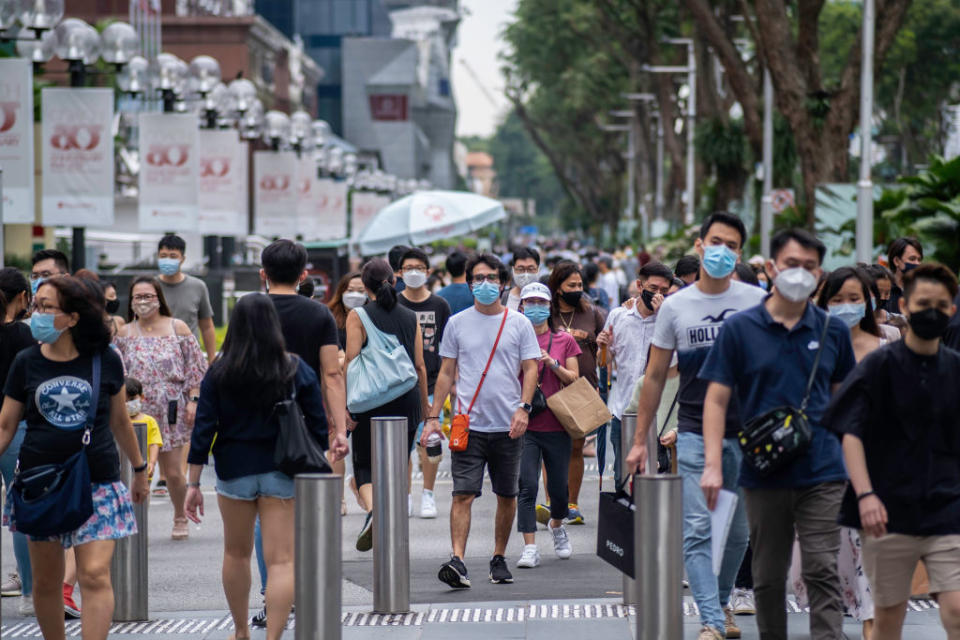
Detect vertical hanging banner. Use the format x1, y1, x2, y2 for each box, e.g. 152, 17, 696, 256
253, 150, 298, 238
296, 155, 320, 241
41, 87, 114, 226
315, 178, 348, 240
138, 112, 198, 231
197, 130, 248, 236
351, 191, 383, 240
0, 59, 35, 224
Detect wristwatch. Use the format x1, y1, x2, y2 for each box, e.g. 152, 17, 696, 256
132, 461, 148, 473
189, 395, 200, 403
519, 402, 533, 414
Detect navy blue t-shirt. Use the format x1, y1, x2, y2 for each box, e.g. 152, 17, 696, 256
437, 282, 474, 316
698, 301, 856, 489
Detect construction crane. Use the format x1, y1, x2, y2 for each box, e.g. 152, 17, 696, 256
459, 58, 501, 109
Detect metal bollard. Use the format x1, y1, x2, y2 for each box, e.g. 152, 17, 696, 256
372, 417, 410, 614
619, 413, 639, 606
295, 474, 342, 640
635, 474, 683, 640
112, 422, 149, 621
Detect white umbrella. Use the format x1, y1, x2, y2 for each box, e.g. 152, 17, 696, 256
354, 190, 506, 255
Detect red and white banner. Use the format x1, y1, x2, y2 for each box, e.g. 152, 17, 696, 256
253, 151, 297, 237
41, 88, 114, 227
0, 59, 34, 224
351, 191, 384, 239
295, 155, 320, 240
315, 178, 348, 240
138, 113, 198, 231
197, 130, 247, 236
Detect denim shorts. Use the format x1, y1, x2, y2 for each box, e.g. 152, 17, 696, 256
216, 471, 295, 501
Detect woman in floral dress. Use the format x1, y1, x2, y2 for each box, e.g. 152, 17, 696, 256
115, 276, 206, 540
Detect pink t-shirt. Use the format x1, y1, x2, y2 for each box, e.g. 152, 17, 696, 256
524, 330, 582, 432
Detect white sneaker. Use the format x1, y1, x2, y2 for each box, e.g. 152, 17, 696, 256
420, 490, 437, 519
549, 522, 573, 559
732, 588, 756, 615
516, 544, 540, 568
408, 494, 413, 517
18, 594, 34, 617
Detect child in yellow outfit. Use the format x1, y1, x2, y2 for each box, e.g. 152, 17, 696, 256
125, 377, 162, 480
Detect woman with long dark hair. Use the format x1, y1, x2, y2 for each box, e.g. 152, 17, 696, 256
546, 260, 606, 525
115, 276, 207, 540
345, 258, 428, 552
184, 293, 330, 640
0, 275, 148, 640
0, 268, 37, 613
328, 271, 365, 350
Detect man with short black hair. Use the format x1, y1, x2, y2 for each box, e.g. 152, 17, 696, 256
422, 253, 539, 589
825, 262, 960, 640
885, 237, 923, 314
30, 249, 70, 295
388, 244, 410, 292
504, 247, 541, 311
437, 250, 473, 315
625, 212, 765, 640
156, 234, 216, 362
699, 228, 856, 640
398, 247, 451, 518
675, 254, 701, 285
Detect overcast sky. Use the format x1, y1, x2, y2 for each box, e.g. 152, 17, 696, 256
451, 0, 517, 138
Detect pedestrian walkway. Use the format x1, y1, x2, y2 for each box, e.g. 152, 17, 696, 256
0, 597, 945, 639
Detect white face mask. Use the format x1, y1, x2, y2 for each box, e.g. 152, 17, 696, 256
773, 267, 818, 302
342, 291, 367, 309
513, 270, 537, 289
403, 270, 427, 289
126, 398, 142, 417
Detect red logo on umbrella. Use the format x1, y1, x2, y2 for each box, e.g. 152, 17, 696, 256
424, 204, 445, 222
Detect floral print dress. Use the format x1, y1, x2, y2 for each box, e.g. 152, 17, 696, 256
115, 319, 207, 451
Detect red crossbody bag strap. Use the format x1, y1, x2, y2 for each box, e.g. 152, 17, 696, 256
459, 308, 509, 416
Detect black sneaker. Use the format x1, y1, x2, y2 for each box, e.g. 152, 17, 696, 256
438, 555, 471, 589
251, 605, 267, 628
489, 554, 513, 584
356, 512, 373, 552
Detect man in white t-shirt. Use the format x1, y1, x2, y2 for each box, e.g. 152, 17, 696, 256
597, 256, 621, 307
422, 253, 540, 589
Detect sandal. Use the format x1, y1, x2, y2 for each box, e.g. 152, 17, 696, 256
172, 517, 189, 541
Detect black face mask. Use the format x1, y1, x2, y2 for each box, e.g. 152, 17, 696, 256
106, 299, 120, 314
907, 308, 951, 340
560, 290, 583, 307
640, 289, 656, 311
901, 261, 919, 274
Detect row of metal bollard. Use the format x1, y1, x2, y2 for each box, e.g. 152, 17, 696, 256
53, 415, 680, 639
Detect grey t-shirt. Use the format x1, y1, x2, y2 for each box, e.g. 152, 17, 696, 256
158, 274, 213, 339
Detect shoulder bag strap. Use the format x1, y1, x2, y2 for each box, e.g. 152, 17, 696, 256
537, 332, 554, 383
462, 308, 510, 415
354, 306, 384, 350
658, 390, 680, 438
83, 353, 101, 447
799, 312, 833, 412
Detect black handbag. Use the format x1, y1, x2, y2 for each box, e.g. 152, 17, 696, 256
738, 314, 831, 476
596, 476, 635, 578
529, 333, 553, 418
273, 364, 331, 477
10, 354, 100, 538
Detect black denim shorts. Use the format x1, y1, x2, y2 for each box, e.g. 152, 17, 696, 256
451, 430, 523, 497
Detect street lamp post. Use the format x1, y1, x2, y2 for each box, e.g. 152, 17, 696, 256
856, 0, 875, 264
761, 68, 774, 258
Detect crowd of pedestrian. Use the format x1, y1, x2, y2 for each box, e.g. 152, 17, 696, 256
0, 216, 958, 640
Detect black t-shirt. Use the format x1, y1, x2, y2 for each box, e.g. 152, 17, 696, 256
398, 293, 450, 394
943, 291, 960, 352
0, 321, 36, 389
269, 294, 340, 378
5, 346, 125, 483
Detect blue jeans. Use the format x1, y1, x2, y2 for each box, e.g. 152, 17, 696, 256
676, 431, 749, 632
0, 422, 32, 595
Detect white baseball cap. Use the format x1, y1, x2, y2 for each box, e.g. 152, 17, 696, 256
520, 282, 551, 302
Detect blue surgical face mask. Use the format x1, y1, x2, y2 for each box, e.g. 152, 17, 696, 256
30, 312, 65, 344
829, 302, 866, 329
759, 279, 769, 291
158, 257, 181, 276
30, 278, 42, 296
472, 281, 501, 305
702, 244, 738, 279
523, 304, 551, 325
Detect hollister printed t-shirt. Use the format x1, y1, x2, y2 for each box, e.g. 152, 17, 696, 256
651, 280, 766, 438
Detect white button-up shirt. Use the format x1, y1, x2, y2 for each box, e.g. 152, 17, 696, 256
603, 303, 659, 419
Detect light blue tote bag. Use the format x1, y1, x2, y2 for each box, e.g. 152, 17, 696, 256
346, 307, 418, 413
